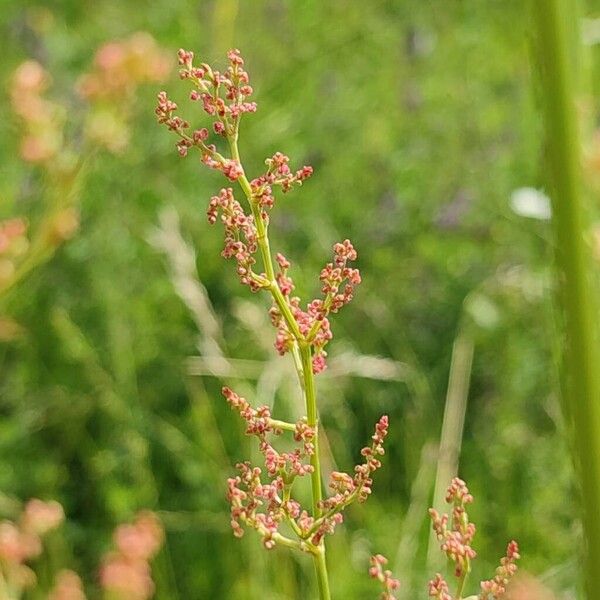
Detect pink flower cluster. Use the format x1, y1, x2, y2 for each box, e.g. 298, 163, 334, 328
99, 511, 164, 600
250, 152, 313, 219
222, 386, 282, 440
156, 48, 256, 174
223, 386, 388, 549
0, 498, 164, 598
179, 48, 256, 135
428, 573, 452, 600
368, 554, 400, 600
207, 188, 261, 290
426, 478, 520, 600
322, 415, 389, 510
293, 416, 389, 545
429, 477, 477, 578
270, 239, 361, 373
479, 540, 520, 599
157, 49, 313, 191
156, 48, 354, 374
159, 48, 385, 587
0, 499, 64, 593
224, 387, 318, 547
227, 462, 287, 549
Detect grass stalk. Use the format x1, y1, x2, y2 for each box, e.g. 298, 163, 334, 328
426, 327, 474, 573
533, 0, 600, 595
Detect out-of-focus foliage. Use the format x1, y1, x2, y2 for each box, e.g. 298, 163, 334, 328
0, 0, 590, 597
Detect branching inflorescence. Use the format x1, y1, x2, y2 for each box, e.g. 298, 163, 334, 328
156, 48, 388, 598
368, 479, 519, 600
426, 478, 519, 600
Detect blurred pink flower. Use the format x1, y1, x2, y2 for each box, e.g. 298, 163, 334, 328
49, 570, 87, 600
0, 522, 41, 564
22, 498, 64, 535
100, 511, 163, 600
114, 511, 163, 562
99, 553, 155, 600
10, 60, 63, 164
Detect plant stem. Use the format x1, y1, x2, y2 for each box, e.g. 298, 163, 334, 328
427, 326, 474, 573
299, 342, 323, 515
533, 0, 600, 596
268, 418, 297, 432
455, 568, 468, 600
300, 342, 330, 600
313, 545, 332, 600
228, 134, 331, 599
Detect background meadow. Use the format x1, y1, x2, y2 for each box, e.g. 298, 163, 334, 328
0, 1, 589, 597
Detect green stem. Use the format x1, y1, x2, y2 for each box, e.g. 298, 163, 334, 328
313, 545, 331, 600
454, 565, 469, 600
268, 418, 296, 432
299, 343, 323, 515
271, 532, 309, 553
300, 342, 331, 600
228, 133, 330, 599
533, 1, 600, 596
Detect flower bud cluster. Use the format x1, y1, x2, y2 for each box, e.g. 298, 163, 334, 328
227, 462, 285, 549
0, 499, 64, 594
269, 240, 360, 373
429, 477, 477, 578
225, 405, 389, 552
321, 415, 389, 515
250, 152, 313, 219
10, 61, 64, 164
223, 387, 326, 548
206, 188, 262, 290
157, 48, 258, 173
222, 387, 315, 475
425, 479, 520, 600
428, 573, 452, 600
155, 89, 242, 178
99, 511, 164, 600
222, 386, 278, 439
179, 48, 256, 135
479, 540, 520, 599
369, 554, 400, 600
294, 417, 316, 455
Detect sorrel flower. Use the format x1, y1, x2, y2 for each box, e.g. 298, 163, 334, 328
369, 554, 400, 600
368, 480, 520, 599
479, 541, 521, 599
428, 573, 452, 600
426, 478, 520, 600
157, 48, 386, 599
429, 477, 477, 579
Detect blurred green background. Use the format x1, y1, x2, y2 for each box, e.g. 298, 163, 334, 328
0, 0, 590, 597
